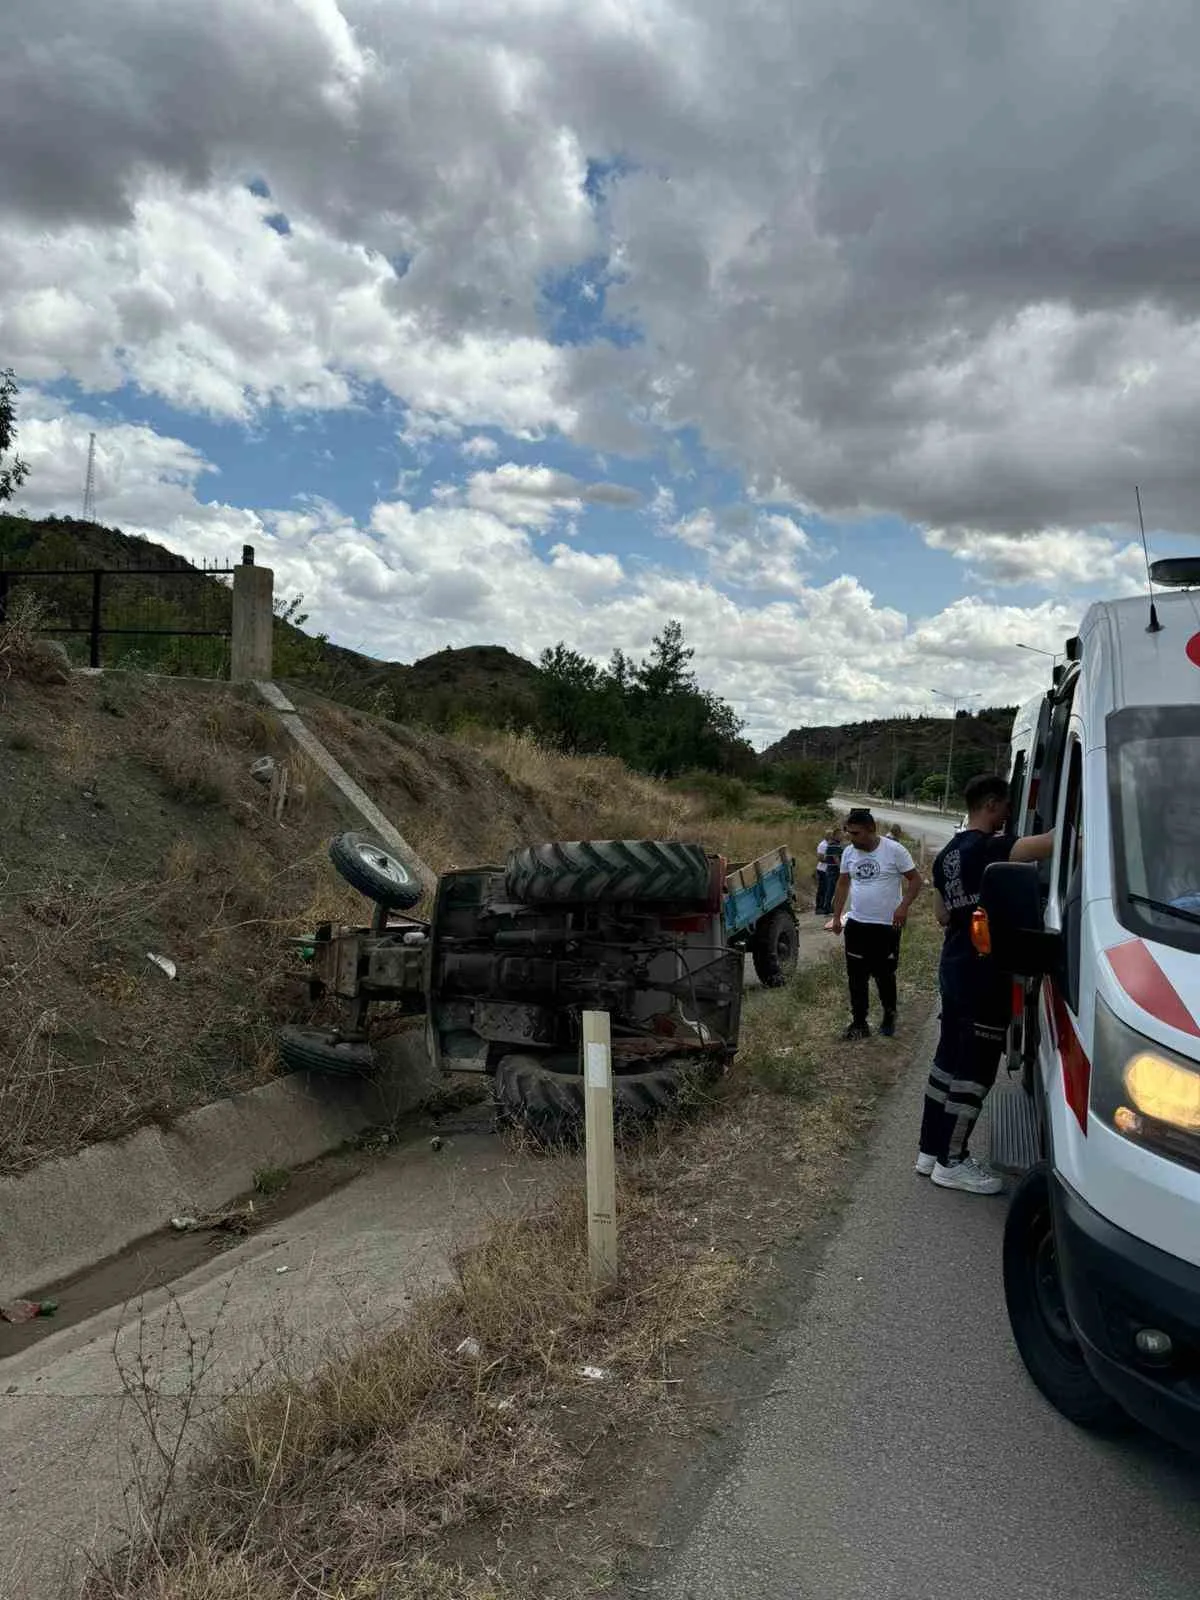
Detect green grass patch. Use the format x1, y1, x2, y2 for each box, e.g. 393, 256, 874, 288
738, 905, 942, 1099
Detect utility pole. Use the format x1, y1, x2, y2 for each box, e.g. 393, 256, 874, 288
929, 690, 976, 811
81, 432, 97, 522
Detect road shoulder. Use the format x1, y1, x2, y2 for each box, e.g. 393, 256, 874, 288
630, 1025, 1200, 1600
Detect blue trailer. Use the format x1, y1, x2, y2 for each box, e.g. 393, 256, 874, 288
722, 846, 800, 987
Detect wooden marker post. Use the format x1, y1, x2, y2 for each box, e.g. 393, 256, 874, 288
582, 1010, 618, 1286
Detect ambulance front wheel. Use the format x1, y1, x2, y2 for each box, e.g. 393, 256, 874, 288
1003, 1163, 1127, 1433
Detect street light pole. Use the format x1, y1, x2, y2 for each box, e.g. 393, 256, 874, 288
944, 714, 956, 813
1016, 642, 1062, 668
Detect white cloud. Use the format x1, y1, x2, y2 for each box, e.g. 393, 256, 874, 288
547, 543, 625, 598
461, 434, 500, 461
663, 505, 813, 593
923, 526, 1147, 593
462, 462, 639, 528
0, 182, 575, 431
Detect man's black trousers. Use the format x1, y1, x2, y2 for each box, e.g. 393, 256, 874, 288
843, 917, 901, 1023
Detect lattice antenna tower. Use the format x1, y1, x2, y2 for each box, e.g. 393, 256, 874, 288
81, 431, 98, 522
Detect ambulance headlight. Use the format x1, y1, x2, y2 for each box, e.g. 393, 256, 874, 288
1094, 998, 1200, 1169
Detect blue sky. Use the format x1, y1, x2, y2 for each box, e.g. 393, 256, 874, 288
6, 0, 1199, 744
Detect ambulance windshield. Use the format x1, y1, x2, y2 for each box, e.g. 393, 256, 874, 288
1109, 706, 1200, 956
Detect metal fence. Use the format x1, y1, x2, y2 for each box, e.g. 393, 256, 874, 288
0, 556, 237, 678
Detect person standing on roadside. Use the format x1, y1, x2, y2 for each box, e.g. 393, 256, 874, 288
831, 809, 923, 1039
815, 826, 844, 914
916, 774, 1055, 1195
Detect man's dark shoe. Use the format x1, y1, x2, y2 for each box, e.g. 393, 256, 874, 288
880, 1013, 897, 1037
842, 1021, 871, 1041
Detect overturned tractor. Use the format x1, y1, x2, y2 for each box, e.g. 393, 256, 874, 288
280, 832, 798, 1137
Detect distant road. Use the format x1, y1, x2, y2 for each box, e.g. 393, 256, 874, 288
829, 795, 959, 850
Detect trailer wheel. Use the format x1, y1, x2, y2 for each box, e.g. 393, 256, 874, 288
493, 1052, 713, 1145
1003, 1163, 1127, 1431
277, 1025, 375, 1078
751, 907, 799, 987
505, 840, 711, 905
328, 832, 423, 910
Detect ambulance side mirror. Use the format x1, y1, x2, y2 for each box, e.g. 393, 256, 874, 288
980, 861, 1063, 978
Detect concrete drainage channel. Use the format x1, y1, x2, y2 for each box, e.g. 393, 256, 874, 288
0, 1111, 552, 1600
0, 1025, 439, 1325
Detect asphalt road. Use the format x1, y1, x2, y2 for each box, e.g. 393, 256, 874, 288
830, 795, 960, 849
642, 1017, 1200, 1600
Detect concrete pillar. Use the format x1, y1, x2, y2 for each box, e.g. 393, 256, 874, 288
230, 547, 274, 681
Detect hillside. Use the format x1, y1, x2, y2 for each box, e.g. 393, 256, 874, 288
0, 513, 540, 731
0, 613, 825, 1173
762, 706, 1018, 801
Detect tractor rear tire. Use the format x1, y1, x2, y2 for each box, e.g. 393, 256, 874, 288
751, 906, 799, 987
505, 840, 711, 905
494, 1051, 710, 1145
328, 832, 423, 910
277, 1025, 375, 1078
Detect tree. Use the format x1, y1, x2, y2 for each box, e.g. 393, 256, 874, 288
273, 592, 309, 628
766, 759, 834, 807
534, 620, 748, 778
537, 642, 606, 753
635, 619, 695, 699
0, 370, 29, 504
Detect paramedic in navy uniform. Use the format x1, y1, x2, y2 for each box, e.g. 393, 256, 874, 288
917, 774, 1054, 1195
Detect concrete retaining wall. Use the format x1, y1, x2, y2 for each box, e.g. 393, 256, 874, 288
0, 1024, 437, 1298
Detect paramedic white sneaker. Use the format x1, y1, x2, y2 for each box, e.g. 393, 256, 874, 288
915, 1151, 936, 1176
931, 1155, 1004, 1195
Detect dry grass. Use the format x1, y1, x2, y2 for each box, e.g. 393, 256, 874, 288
463, 730, 828, 902
737, 900, 943, 1095
86, 907, 941, 1600
90, 1180, 739, 1599
0, 679, 372, 1171
0, 591, 70, 690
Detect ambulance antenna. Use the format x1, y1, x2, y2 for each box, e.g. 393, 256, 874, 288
1135, 485, 1162, 634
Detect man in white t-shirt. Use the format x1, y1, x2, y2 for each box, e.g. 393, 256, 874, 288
831, 807, 924, 1040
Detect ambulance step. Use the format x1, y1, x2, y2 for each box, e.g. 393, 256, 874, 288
986, 1079, 1040, 1175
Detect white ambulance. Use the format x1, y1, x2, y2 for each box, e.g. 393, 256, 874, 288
981, 561, 1200, 1450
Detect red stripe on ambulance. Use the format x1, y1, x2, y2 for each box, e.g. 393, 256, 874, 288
1045, 981, 1090, 1134
1106, 939, 1200, 1039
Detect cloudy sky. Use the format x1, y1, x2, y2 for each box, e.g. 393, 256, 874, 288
4, 0, 1198, 746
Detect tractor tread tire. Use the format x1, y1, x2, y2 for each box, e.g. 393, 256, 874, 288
494, 1052, 707, 1145
751, 906, 800, 987
505, 839, 710, 905
329, 832, 423, 910
278, 1024, 376, 1079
